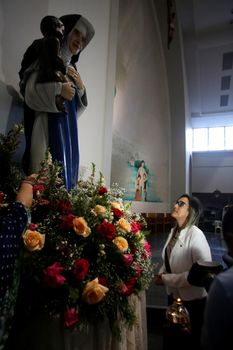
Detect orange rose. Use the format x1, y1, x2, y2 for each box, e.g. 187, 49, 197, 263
82, 278, 109, 304
73, 217, 91, 237
92, 205, 107, 216
111, 202, 122, 210
113, 236, 128, 252
118, 218, 131, 233
23, 229, 45, 251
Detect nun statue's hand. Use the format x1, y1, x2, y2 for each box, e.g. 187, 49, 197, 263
67, 65, 85, 90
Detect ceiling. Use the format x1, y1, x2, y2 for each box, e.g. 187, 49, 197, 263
176, 0, 233, 127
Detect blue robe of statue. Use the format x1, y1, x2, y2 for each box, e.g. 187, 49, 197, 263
47, 94, 80, 191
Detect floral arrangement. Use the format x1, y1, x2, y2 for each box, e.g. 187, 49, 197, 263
20, 152, 154, 338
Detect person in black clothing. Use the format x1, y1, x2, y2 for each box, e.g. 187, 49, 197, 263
19, 15, 65, 175
0, 176, 35, 349
19, 15, 65, 89
36, 35, 68, 112
202, 205, 233, 350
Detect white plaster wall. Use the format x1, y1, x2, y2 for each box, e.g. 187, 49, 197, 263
192, 151, 233, 193
155, 0, 189, 204
0, 5, 5, 82
111, 0, 171, 213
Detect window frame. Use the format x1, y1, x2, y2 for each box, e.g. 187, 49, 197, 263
192, 126, 233, 151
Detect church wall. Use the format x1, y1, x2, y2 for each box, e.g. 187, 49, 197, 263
111, 0, 171, 213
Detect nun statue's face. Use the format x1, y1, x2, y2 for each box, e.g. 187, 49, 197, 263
68, 29, 86, 55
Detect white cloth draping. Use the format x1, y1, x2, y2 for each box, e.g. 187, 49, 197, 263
9, 292, 147, 350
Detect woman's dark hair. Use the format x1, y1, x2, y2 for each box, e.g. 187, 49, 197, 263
178, 194, 202, 227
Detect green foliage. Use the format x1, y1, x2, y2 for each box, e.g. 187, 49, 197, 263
0, 124, 24, 201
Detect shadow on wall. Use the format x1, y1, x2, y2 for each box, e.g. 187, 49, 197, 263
0, 80, 25, 162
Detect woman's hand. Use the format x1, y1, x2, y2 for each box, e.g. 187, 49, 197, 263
61, 82, 75, 100
67, 66, 85, 90
16, 174, 37, 209
155, 274, 164, 286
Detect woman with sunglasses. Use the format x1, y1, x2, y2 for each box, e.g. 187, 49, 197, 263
155, 194, 212, 350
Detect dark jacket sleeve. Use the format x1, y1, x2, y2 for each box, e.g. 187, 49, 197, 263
201, 276, 232, 350
0, 202, 28, 303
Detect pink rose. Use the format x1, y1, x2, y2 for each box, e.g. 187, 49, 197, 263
124, 277, 137, 295
64, 308, 79, 327
143, 240, 152, 257
130, 221, 141, 234
43, 262, 66, 288
119, 278, 137, 296
118, 282, 129, 295
132, 265, 143, 277
122, 253, 134, 266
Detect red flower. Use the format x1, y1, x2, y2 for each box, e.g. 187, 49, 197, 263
96, 221, 116, 240
143, 241, 152, 257
64, 308, 79, 328
59, 214, 75, 231
57, 200, 72, 214
98, 186, 108, 195
28, 223, 38, 231
33, 184, 45, 194
73, 258, 89, 281
130, 221, 141, 234
98, 276, 108, 286
118, 277, 137, 296
122, 253, 134, 266
0, 191, 5, 203
112, 208, 124, 219
43, 262, 66, 288
118, 282, 129, 295
132, 265, 143, 277
124, 277, 137, 295
38, 199, 50, 206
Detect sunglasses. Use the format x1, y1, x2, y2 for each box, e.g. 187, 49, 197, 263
175, 200, 188, 208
